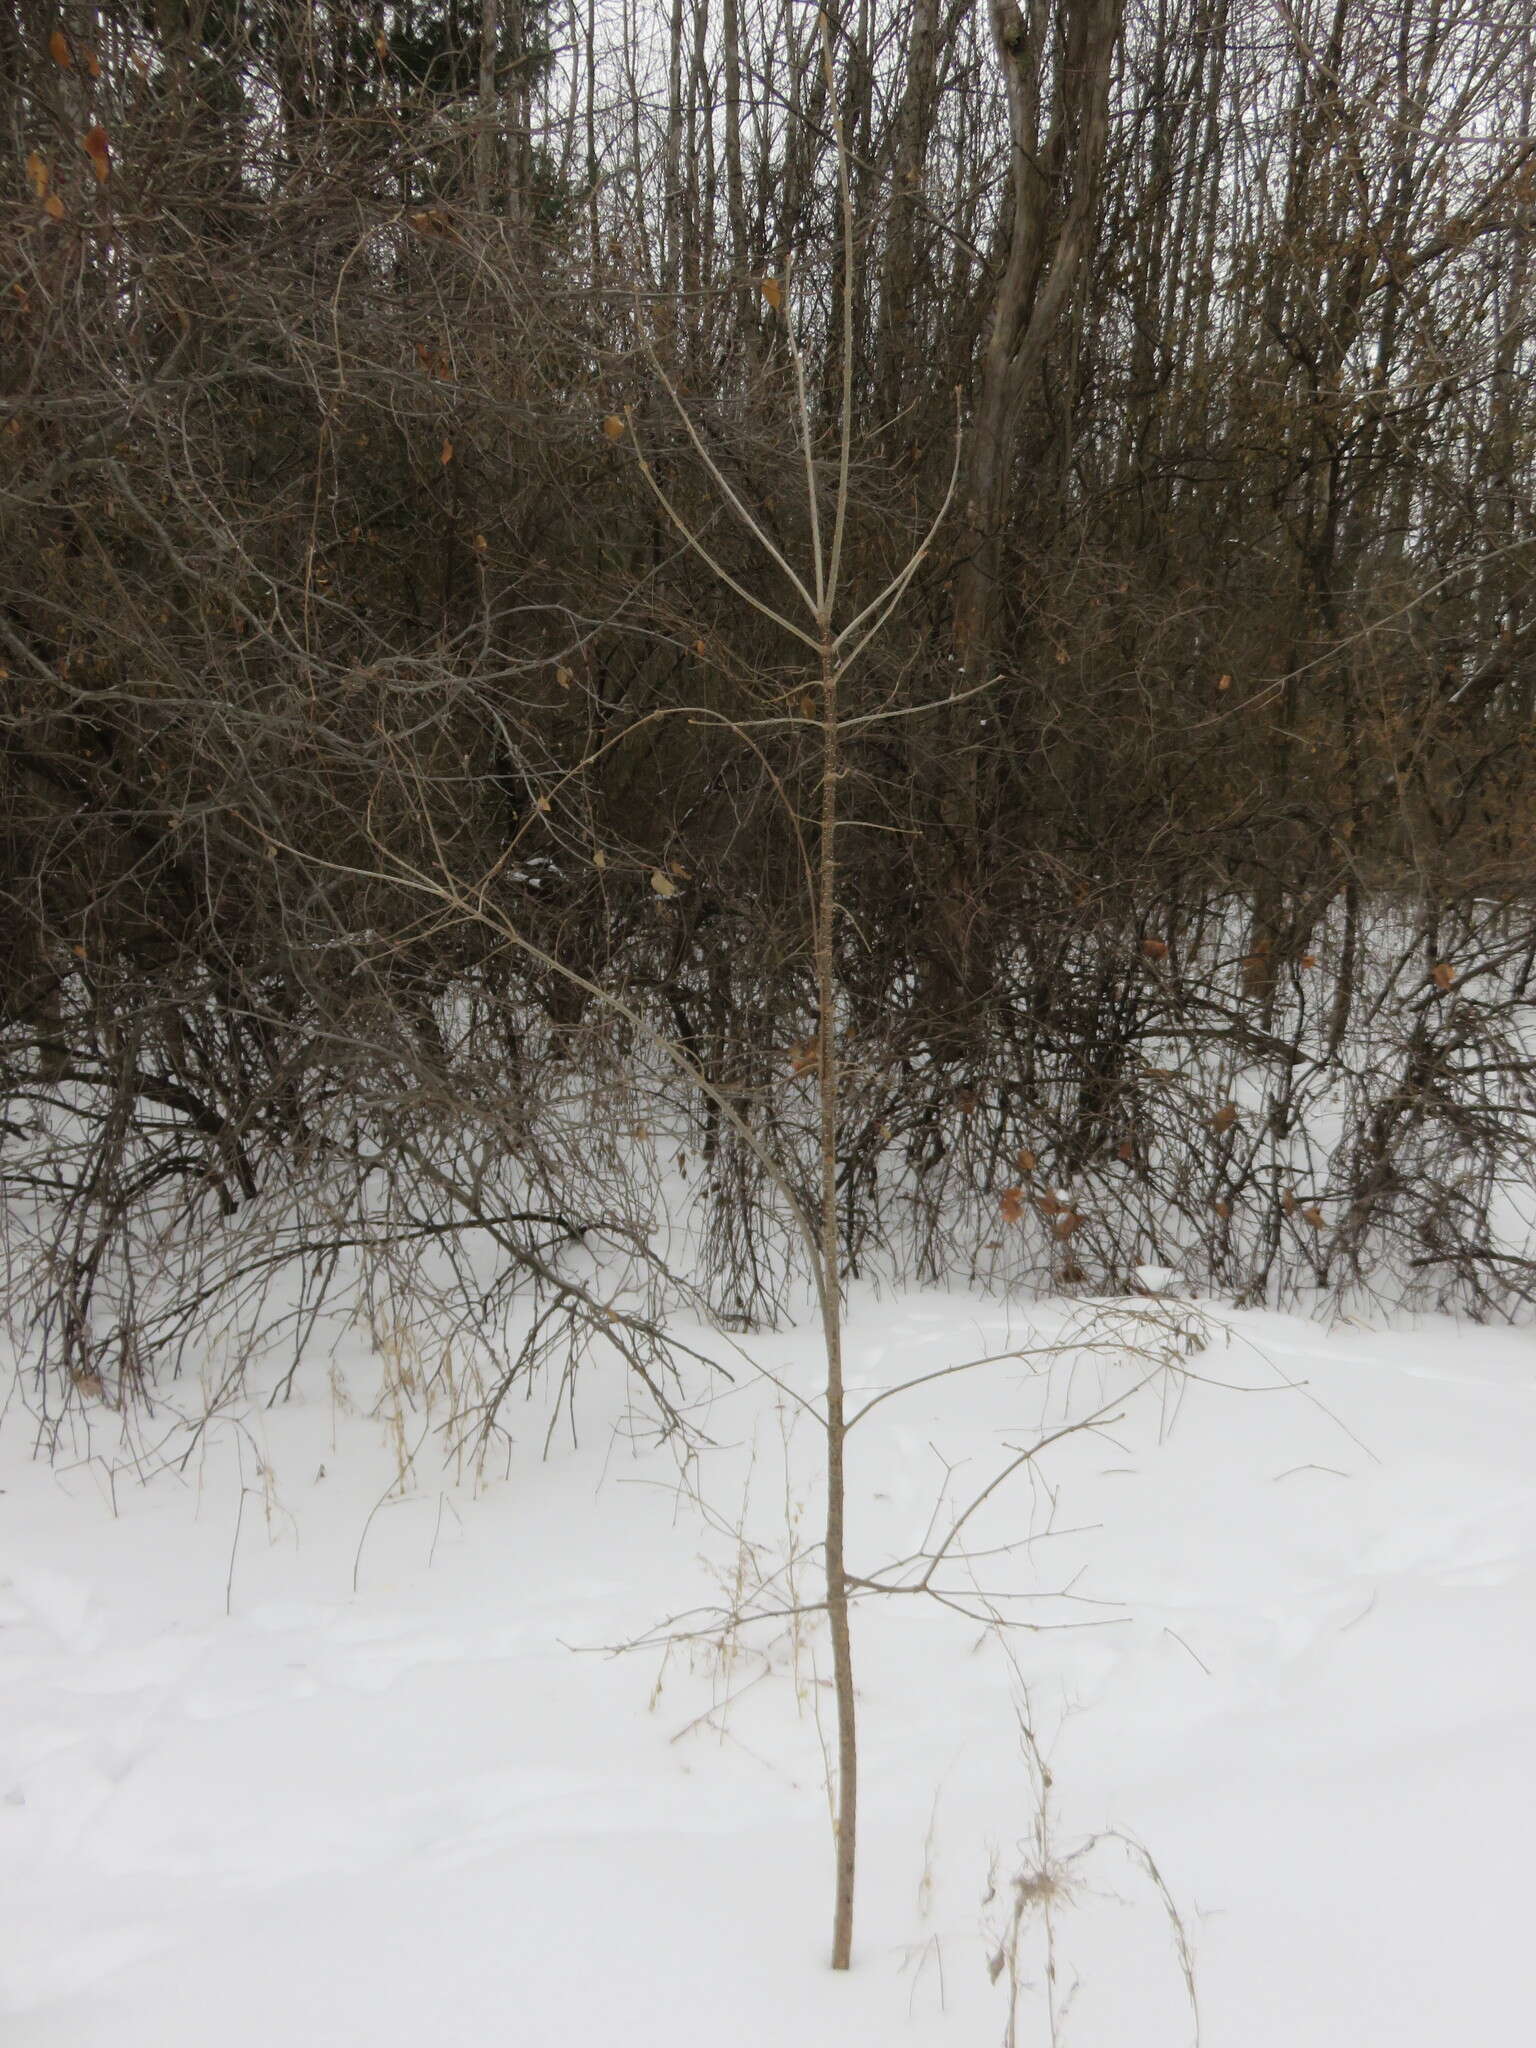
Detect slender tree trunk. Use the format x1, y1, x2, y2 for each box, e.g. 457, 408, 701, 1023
477, 0, 498, 212
953, 0, 1121, 672
816, 624, 857, 1974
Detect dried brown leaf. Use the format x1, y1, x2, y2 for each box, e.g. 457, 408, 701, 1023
82, 126, 110, 184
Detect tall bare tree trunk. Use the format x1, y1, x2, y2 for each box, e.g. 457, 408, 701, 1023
476, 0, 499, 212
817, 623, 856, 1973
953, 0, 1122, 672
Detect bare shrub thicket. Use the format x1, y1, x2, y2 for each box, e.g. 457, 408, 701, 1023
3, 0, 1536, 1416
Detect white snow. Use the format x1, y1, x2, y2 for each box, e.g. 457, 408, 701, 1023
2, 1289, 1533, 2044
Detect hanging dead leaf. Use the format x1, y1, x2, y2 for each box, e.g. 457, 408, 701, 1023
1053, 1209, 1085, 1239
758, 275, 782, 311
649, 868, 678, 898
602, 414, 626, 441
49, 28, 73, 68
25, 153, 49, 200
1281, 1188, 1299, 1216
1210, 1103, 1238, 1133
956, 1088, 979, 1116
82, 126, 110, 183
1017, 1147, 1037, 1174
999, 1185, 1026, 1225
1432, 961, 1456, 989
667, 859, 689, 879
1302, 1205, 1326, 1230
1217, 672, 1232, 691
80, 126, 109, 184
592, 847, 606, 870
789, 1039, 819, 1077
1116, 1138, 1135, 1162
439, 436, 454, 465
375, 31, 390, 59
43, 192, 65, 221
1140, 936, 1168, 960
535, 794, 551, 812
82, 45, 100, 78
1214, 1198, 1232, 1219
472, 532, 488, 551
554, 665, 573, 687
1038, 1189, 1065, 1217
1300, 953, 1318, 969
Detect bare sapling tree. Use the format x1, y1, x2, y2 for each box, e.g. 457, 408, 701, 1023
259, 8, 960, 1967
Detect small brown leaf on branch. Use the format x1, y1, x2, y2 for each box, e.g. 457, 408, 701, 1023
439, 436, 454, 464
789, 1039, 819, 1077
1432, 961, 1456, 989
26, 153, 49, 200
999, 1186, 1025, 1224
1217, 673, 1232, 691
49, 28, 73, 67
1141, 936, 1168, 960
602, 414, 626, 441
1016, 1147, 1037, 1174
758, 276, 782, 310
82, 126, 111, 183
43, 192, 65, 221
1210, 1103, 1237, 1133
1302, 1205, 1325, 1229
649, 868, 678, 898
1281, 1189, 1299, 1216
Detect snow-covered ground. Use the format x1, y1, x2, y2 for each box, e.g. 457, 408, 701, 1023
3, 1288, 1533, 2045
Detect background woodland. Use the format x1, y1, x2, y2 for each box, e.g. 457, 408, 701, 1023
4, 0, 1536, 1408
